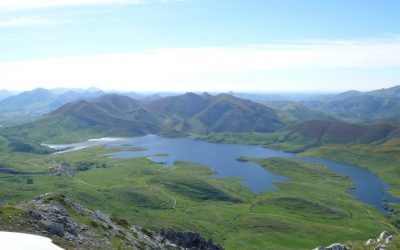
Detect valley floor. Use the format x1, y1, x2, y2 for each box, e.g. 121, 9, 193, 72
0, 143, 397, 249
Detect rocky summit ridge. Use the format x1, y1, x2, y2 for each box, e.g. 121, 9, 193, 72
0, 193, 222, 250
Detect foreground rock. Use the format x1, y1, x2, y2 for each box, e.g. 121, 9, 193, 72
0, 193, 222, 249
365, 231, 394, 250
313, 243, 349, 250
160, 228, 223, 250
314, 231, 396, 250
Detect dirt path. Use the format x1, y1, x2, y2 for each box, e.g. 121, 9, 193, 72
69, 176, 99, 188
10, 160, 40, 167
363, 207, 399, 234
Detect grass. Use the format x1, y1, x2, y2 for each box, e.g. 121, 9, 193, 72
0, 145, 395, 249
300, 139, 400, 198
202, 132, 400, 236
298, 139, 400, 233
346, 235, 400, 250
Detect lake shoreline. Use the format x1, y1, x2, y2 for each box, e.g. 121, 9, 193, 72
45, 135, 399, 212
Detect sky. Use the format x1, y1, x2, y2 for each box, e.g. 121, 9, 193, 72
0, 0, 400, 92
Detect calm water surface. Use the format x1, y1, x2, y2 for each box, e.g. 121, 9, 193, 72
46, 135, 400, 211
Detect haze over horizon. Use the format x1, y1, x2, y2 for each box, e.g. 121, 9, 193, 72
1, 0, 400, 92
1, 84, 400, 95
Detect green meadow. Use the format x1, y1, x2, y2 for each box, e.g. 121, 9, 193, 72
0, 145, 395, 249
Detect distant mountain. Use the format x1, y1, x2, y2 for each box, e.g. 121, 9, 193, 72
266, 119, 400, 152
369, 85, 400, 98
148, 92, 209, 118
0, 88, 104, 126
50, 87, 103, 94
331, 90, 363, 100
2, 93, 287, 145
49, 90, 104, 109
0, 88, 54, 113
231, 92, 336, 102
0, 90, 13, 101
292, 120, 398, 144
141, 94, 163, 103
0, 88, 186, 126
147, 93, 285, 134
261, 100, 335, 124
302, 85, 400, 122
24, 94, 161, 142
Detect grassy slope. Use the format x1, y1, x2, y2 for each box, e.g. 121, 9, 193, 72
0, 146, 394, 249
202, 132, 400, 236
346, 235, 400, 250
148, 93, 285, 134
0, 95, 162, 145
202, 119, 400, 153
300, 139, 400, 197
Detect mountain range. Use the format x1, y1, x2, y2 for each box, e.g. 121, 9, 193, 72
302, 85, 400, 122
0, 90, 12, 101
148, 92, 284, 134
0, 88, 105, 126
1, 85, 400, 152
3, 92, 285, 145
274, 119, 400, 151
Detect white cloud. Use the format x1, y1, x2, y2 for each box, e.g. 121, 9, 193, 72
0, 37, 400, 92
0, 0, 143, 11
0, 16, 56, 27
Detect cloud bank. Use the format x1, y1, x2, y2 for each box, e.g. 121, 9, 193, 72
1, 37, 400, 92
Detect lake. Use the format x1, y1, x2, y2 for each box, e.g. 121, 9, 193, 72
46, 135, 399, 212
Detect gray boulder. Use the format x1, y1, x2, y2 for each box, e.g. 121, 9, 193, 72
313, 243, 349, 250
377, 231, 391, 242
160, 228, 223, 250
375, 243, 387, 250
385, 235, 393, 244
366, 239, 375, 245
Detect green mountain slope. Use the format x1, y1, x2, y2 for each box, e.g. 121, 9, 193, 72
147, 92, 210, 118
148, 93, 285, 134
262, 100, 335, 124
203, 119, 400, 152
1, 92, 286, 147
0, 88, 104, 126
289, 120, 398, 145
2, 94, 161, 144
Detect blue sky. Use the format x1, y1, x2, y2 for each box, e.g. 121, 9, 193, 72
0, 0, 399, 92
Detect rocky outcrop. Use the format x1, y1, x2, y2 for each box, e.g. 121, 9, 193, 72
160, 228, 223, 250
314, 231, 395, 250
3, 193, 221, 250
313, 243, 349, 250
12, 193, 179, 249
365, 231, 394, 250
